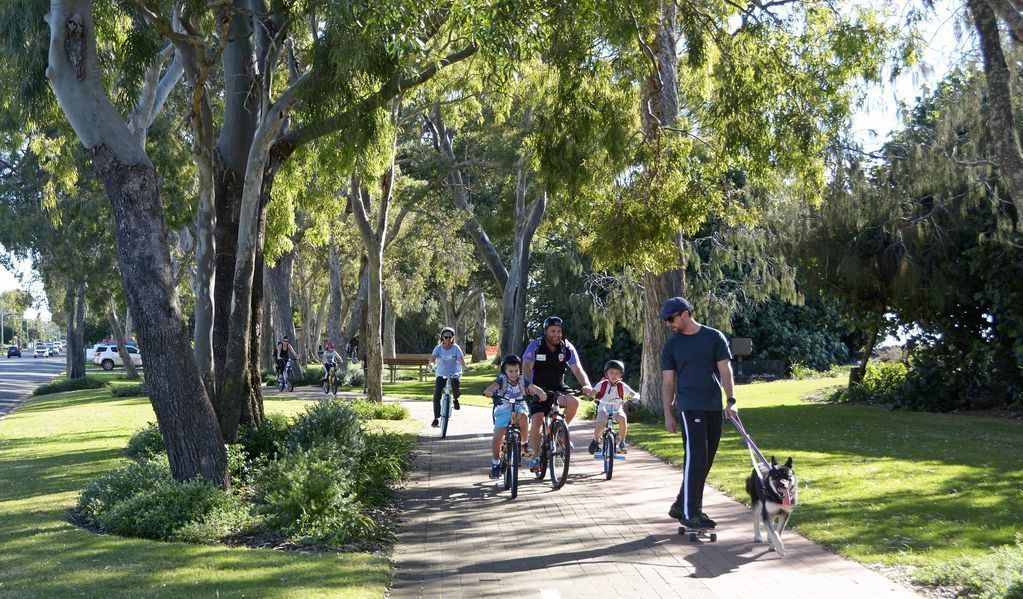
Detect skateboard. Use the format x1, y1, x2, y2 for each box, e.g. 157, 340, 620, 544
678, 525, 717, 542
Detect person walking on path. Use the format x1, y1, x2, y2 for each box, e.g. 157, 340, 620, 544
428, 327, 467, 428
660, 297, 739, 531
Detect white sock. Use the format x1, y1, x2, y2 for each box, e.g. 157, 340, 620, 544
492, 459, 500, 466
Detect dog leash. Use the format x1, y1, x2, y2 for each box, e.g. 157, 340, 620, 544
728, 413, 771, 479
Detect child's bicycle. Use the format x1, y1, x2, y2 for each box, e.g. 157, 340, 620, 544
534, 392, 573, 489
437, 373, 460, 439
493, 393, 527, 499
589, 395, 638, 480
322, 363, 341, 396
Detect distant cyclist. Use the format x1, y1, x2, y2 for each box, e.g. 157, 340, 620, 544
522, 316, 594, 471
273, 336, 298, 378
321, 342, 343, 384
428, 327, 467, 428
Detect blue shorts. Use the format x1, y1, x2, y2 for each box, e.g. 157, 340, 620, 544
493, 402, 528, 429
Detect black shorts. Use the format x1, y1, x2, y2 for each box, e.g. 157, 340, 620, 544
528, 386, 573, 417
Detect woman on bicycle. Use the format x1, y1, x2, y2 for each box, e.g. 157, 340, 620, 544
484, 355, 546, 479
428, 327, 467, 428
587, 360, 637, 455
321, 342, 343, 384
273, 336, 298, 378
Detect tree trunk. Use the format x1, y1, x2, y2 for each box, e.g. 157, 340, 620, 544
345, 258, 369, 345
473, 290, 488, 362
499, 162, 545, 357
850, 314, 882, 386
192, 179, 216, 390
65, 279, 86, 379
640, 269, 684, 412
243, 248, 266, 427
108, 300, 139, 380
383, 291, 396, 358
45, 1, 227, 487
327, 236, 346, 349
260, 273, 273, 372
971, 0, 1023, 225
267, 247, 298, 346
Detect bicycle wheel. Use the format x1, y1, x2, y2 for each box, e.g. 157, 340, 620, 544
535, 424, 549, 480
501, 445, 511, 491
286, 370, 294, 392
603, 434, 615, 480
331, 373, 339, 396
278, 372, 285, 392
509, 435, 520, 499
322, 377, 329, 394
549, 420, 571, 489
440, 394, 451, 439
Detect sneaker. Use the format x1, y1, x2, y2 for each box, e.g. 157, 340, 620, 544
618, 441, 628, 454
568, 440, 575, 450
489, 463, 500, 479
668, 503, 685, 520
529, 457, 541, 472
698, 512, 717, 528
453, 399, 460, 410
679, 516, 706, 530
522, 443, 532, 456
588, 439, 599, 455
431, 419, 439, 428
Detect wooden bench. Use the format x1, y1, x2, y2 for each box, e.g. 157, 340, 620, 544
383, 353, 434, 383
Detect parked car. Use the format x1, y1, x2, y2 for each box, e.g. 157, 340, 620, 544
7, 345, 20, 358
85, 342, 137, 363
33, 346, 50, 358
46, 343, 60, 356
93, 345, 143, 370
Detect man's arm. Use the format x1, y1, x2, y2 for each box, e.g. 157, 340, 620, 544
569, 362, 593, 395
527, 383, 547, 401
718, 359, 738, 419
662, 369, 677, 433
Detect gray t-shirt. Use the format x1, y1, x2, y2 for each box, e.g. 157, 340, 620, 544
660, 326, 732, 411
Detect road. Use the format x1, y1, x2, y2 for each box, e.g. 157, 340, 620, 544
0, 355, 66, 420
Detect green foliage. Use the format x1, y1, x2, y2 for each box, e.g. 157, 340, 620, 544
111, 383, 148, 398
287, 399, 365, 460
124, 423, 164, 460
845, 361, 908, 402
349, 430, 415, 508
345, 367, 366, 389
916, 534, 1023, 599
260, 368, 278, 386
33, 376, 106, 396
346, 400, 409, 421
254, 448, 374, 545
238, 413, 293, 462
77, 459, 174, 527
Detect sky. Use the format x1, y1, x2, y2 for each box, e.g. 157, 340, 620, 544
0, 1, 970, 323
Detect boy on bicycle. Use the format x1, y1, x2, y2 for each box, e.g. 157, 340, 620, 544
483, 355, 546, 479
587, 360, 638, 455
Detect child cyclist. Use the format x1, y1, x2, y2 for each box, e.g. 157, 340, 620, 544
321, 342, 343, 384
587, 360, 638, 455
483, 355, 547, 479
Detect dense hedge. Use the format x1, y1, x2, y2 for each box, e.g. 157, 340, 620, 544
33, 377, 106, 396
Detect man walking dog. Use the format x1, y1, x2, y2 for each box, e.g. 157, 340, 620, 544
660, 297, 739, 530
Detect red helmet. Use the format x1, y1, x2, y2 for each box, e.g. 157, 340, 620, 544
326, 342, 335, 350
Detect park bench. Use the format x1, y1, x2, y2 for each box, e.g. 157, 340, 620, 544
383, 353, 433, 383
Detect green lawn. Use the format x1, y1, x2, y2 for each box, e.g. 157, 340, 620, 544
384, 364, 500, 407
628, 377, 1023, 570
0, 388, 392, 598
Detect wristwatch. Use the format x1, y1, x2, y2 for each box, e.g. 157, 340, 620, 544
726, 397, 737, 406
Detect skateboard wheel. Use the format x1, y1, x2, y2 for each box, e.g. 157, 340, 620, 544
710, 533, 717, 542
689, 533, 698, 542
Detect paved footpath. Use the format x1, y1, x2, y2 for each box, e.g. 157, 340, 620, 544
388, 399, 921, 599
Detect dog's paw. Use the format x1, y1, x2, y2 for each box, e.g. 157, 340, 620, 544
753, 537, 762, 543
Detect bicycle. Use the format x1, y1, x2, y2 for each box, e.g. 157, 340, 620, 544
591, 395, 638, 480
533, 391, 572, 489
322, 362, 341, 396
277, 358, 295, 392
438, 373, 460, 439
493, 393, 527, 499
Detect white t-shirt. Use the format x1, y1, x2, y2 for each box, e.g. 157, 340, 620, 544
594, 378, 637, 412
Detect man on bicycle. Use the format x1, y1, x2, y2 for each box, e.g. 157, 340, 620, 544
428, 327, 467, 428
522, 316, 594, 472
321, 342, 342, 384
274, 336, 298, 379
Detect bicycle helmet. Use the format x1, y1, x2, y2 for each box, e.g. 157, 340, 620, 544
326, 342, 335, 350
604, 359, 625, 374
439, 326, 455, 338
500, 354, 522, 374
543, 316, 563, 330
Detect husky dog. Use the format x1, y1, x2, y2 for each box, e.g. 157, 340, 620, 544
746, 456, 797, 556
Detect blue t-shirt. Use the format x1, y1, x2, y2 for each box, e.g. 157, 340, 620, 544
432, 344, 464, 378
660, 326, 732, 411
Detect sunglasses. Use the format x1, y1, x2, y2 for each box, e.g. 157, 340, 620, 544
442, 335, 453, 340
664, 313, 681, 323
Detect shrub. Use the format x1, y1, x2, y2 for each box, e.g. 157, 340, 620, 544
254, 448, 374, 545
301, 365, 325, 387
350, 430, 415, 508
260, 368, 277, 386
111, 383, 148, 397
124, 423, 165, 460
33, 376, 106, 396
916, 535, 1023, 599
287, 399, 365, 460
238, 412, 292, 462
77, 459, 174, 526
100, 478, 246, 542
348, 400, 409, 421
344, 367, 366, 388
842, 361, 908, 403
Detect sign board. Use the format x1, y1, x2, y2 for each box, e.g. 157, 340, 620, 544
730, 337, 753, 358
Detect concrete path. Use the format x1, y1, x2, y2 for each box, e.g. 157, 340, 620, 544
388, 400, 921, 599
0, 355, 65, 421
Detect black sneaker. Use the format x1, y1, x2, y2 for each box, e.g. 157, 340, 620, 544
453, 399, 460, 410
431, 419, 439, 428
679, 516, 706, 530
588, 439, 599, 455
698, 513, 717, 528
489, 463, 500, 479
668, 503, 685, 520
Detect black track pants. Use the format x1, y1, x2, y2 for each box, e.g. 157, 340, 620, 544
432, 376, 461, 418
675, 409, 723, 519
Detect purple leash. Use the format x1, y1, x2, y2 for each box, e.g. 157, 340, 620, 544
728, 413, 771, 478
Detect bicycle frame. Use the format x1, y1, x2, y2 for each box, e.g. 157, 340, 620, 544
494, 394, 526, 498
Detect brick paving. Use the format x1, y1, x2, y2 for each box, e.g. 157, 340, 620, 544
388, 399, 921, 599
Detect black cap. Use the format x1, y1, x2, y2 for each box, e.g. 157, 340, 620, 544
658, 297, 694, 320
